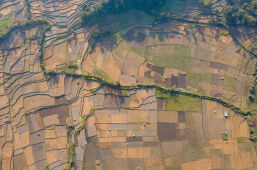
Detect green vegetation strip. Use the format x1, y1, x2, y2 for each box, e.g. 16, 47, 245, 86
50, 65, 255, 144
2, 2, 257, 157
0, 1, 256, 166
66, 107, 95, 170
0, 19, 50, 43
73, 107, 95, 146
47, 71, 251, 117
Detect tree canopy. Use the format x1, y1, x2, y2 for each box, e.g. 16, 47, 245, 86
81, 0, 166, 25
224, 0, 257, 26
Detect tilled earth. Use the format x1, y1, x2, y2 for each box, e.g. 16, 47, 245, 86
0, 0, 256, 170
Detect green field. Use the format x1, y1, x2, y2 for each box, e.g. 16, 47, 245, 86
94, 69, 115, 83
186, 72, 212, 83
224, 75, 237, 92
173, 45, 190, 57
145, 45, 191, 70
146, 45, 190, 58
153, 55, 191, 70
155, 89, 171, 98
131, 46, 145, 57
164, 95, 202, 112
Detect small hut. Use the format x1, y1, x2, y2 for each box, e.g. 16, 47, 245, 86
224, 111, 229, 118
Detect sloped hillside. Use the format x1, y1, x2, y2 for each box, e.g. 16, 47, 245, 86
0, 0, 256, 170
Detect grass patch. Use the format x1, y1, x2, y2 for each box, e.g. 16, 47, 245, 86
237, 137, 243, 143
10, 76, 18, 85
94, 69, 115, 84
173, 45, 190, 57
146, 45, 190, 58
156, 88, 171, 98
220, 29, 230, 36
187, 72, 212, 83
153, 55, 191, 70
149, 45, 191, 70
224, 75, 237, 93
164, 95, 202, 112
121, 90, 129, 96
114, 32, 122, 40
221, 133, 228, 140
61, 62, 78, 75
44, 166, 49, 170
65, 162, 71, 170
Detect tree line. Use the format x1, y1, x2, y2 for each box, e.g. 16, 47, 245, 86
81, 0, 166, 25
224, 0, 257, 26
199, 0, 256, 26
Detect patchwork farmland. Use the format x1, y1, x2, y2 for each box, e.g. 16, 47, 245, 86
0, 0, 256, 170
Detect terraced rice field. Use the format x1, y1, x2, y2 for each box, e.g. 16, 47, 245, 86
0, 0, 256, 169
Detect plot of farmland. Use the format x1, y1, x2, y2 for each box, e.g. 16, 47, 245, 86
0, 0, 256, 169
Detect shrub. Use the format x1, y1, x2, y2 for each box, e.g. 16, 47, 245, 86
249, 96, 255, 103
65, 162, 71, 170
69, 146, 75, 158
221, 133, 228, 140
220, 29, 230, 36
44, 166, 49, 170
61, 63, 78, 75
122, 91, 129, 96
237, 137, 243, 143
